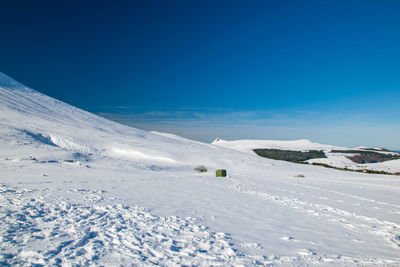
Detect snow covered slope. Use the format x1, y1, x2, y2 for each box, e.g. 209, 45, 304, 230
213, 138, 400, 173
1, 72, 400, 265
0, 72, 268, 170
212, 138, 347, 153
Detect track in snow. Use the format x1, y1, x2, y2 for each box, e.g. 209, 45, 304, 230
0, 184, 246, 266
232, 180, 400, 252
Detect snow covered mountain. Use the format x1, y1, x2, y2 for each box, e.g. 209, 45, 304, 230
1, 72, 400, 265
0, 72, 250, 168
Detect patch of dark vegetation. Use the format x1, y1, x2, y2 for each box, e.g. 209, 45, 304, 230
311, 162, 394, 175
330, 150, 400, 164
194, 165, 207, 173
361, 147, 389, 152
346, 154, 400, 164
331, 150, 369, 153
310, 162, 340, 169
253, 149, 326, 163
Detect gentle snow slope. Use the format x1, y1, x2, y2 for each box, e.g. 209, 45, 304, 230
1, 72, 400, 266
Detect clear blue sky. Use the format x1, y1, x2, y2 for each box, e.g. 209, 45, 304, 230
1, 1, 400, 148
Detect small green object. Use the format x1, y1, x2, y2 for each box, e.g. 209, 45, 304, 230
216, 169, 227, 177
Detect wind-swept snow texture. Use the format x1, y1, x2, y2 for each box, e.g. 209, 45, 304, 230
1, 72, 400, 266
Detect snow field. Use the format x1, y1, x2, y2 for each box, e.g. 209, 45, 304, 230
0, 184, 247, 266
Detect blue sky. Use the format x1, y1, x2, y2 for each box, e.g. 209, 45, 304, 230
1, 1, 400, 148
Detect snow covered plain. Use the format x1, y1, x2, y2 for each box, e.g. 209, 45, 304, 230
1, 72, 400, 266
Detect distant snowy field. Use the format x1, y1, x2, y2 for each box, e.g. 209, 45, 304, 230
1, 72, 400, 265
213, 138, 400, 173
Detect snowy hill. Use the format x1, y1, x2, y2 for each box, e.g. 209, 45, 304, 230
1, 72, 400, 265
213, 138, 400, 173
0, 72, 269, 171
212, 138, 347, 152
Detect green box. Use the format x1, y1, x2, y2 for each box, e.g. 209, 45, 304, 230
216, 169, 227, 177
